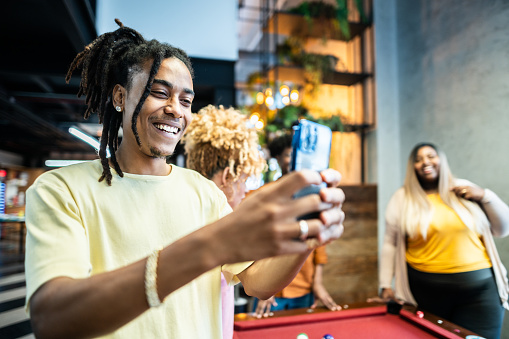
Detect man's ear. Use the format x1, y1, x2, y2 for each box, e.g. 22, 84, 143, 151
112, 84, 126, 111
221, 167, 231, 186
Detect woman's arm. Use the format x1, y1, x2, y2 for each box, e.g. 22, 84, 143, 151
452, 180, 509, 237
480, 189, 509, 237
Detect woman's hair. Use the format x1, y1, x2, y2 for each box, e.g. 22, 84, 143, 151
401, 142, 489, 238
183, 105, 266, 182
66, 19, 193, 185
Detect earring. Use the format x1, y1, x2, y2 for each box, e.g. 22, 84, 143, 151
115, 106, 122, 112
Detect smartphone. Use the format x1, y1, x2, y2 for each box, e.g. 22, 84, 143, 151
290, 119, 333, 219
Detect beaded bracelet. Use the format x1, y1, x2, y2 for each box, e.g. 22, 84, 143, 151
145, 248, 163, 308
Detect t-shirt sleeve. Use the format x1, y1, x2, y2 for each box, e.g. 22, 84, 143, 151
222, 261, 254, 286
313, 245, 328, 265
25, 175, 91, 309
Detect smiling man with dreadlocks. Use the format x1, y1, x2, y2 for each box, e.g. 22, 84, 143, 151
24, 20, 346, 338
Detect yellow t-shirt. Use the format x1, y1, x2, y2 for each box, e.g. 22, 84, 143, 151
406, 193, 491, 273
25, 160, 252, 338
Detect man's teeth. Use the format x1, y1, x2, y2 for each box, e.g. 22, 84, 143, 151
155, 124, 178, 134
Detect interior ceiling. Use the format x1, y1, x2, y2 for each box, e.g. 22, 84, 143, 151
0, 0, 98, 164
1, 0, 271, 166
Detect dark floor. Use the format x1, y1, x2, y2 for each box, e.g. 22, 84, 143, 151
0, 223, 33, 339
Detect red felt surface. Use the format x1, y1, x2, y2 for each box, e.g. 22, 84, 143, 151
233, 306, 463, 339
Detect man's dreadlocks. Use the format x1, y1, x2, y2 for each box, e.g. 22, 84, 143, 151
66, 19, 194, 185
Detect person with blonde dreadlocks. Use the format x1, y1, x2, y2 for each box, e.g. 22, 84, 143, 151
24, 20, 346, 338
183, 104, 266, 209
183, 104, 266, 339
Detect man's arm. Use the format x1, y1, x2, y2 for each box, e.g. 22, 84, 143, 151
237, 251, 312, 300
29, 226, 224, 339
30, 169, 344, 338
311, 264, 339, 310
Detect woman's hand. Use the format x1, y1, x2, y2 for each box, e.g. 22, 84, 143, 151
366, 287, 404, 305
452, 185, 485, 202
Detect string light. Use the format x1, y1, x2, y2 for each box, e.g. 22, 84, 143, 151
290, 89, 300, 102
279, 85, 290, 96
265, 95, 274, 107
256, 92, 264, 105
250, 112, 260, 125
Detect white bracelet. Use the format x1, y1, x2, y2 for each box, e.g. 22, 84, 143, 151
145, 248, 163, 308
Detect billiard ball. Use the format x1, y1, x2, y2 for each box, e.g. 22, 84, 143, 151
296, 333, 309, 339
322, 334, 334, 339
416, 311, 424, 318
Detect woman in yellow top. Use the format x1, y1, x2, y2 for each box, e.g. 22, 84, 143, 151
376, 143, 509, 339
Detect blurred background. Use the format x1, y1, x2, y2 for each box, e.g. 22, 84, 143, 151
1, 0, 509, 337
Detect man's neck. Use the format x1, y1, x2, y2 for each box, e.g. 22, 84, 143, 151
114, 148, 172, 176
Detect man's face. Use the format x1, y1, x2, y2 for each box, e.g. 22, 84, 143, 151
226, 173, 249, 209
277, 146, 293, 176
122, 57, 194, 159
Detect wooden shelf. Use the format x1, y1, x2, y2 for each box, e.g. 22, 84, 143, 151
267, 65, 370, 86
263, 12, 369, 41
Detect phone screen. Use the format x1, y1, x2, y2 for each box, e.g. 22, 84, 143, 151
290, 119, 332, 172
290, 120, 332, 219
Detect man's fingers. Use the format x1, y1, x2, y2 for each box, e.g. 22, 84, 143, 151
287, 219, 323, 240
265, 170, 323, 198
319, 187, 345, 206
320, 168, 342, 187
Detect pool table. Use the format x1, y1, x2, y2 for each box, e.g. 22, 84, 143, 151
233, 302, 483, 339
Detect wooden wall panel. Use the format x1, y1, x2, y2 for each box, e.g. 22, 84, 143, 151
322, 185, 378, 306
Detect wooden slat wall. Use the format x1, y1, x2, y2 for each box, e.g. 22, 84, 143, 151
322, 184, 378, 306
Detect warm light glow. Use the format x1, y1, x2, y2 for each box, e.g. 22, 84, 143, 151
250, 112, 260, 124
264, 88, 273, 97
255, 120, 264, 130
265, 96, 274, 107
256, 92, 264, 105
290, 89, 300, 102
282, 96, 290, 105
279, 85, 290, 96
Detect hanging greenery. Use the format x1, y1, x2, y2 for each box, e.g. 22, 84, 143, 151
287, 0, 366, 41
265, 104, 344, 134
276, 36, 339, 95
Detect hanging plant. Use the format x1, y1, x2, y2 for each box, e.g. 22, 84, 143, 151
287, 0, 366, 41
276, 36, 339, 94
265, 104, 344, 135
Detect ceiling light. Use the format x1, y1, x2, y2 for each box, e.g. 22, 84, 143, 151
69, 126, 110, 157
44, 160, 90, 167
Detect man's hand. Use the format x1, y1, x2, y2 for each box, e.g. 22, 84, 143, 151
311, 283, 340, 311
253, 296, 277, 318
216, 169, 345, 264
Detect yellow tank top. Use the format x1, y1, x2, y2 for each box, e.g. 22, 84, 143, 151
406, 193, 491, 273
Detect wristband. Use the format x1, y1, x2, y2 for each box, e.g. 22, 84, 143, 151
145, 248, 163, 308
